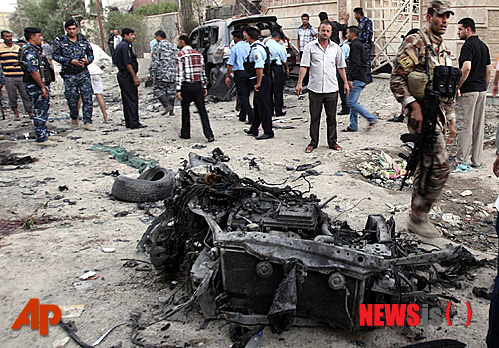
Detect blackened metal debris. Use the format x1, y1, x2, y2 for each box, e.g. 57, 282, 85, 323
138, 150, 478, 333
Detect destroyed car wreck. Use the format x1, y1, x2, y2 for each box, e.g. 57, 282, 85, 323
138, 149, 468, 334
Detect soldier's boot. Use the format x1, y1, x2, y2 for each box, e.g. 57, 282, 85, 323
70, 118, 79, 129
158, 95, 173, 115
84, 123, 96, 131
169, 98, 175, 115
407, 215, 442, 239
37, 139, 58, 147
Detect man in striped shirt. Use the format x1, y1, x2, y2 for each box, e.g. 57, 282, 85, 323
0, 30, 33, 120
175, 35, 214, 142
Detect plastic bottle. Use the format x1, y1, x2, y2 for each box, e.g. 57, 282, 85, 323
245, 331, 263, 348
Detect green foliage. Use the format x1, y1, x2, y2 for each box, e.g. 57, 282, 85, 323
10, 0, 85, 41
134, 2, 179, 16
105, 12, 148, 57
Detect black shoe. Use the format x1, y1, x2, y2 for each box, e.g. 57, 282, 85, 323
256, 134, 274, 140
275, 111, 287, 117
179, 134, 190, 139
131, 124, 148, 129
207, 137, 215, 142
244, 129, 257, 136
389, 114, 405, 123
337, 110, 350, 115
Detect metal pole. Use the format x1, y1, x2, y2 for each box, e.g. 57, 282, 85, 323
96, 0, 105, 50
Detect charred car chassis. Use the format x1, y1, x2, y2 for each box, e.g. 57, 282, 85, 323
139, 150, 458, 333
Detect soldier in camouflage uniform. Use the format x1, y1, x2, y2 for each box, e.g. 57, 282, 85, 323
52, 19, 95, 131
149, 30, 177, 115
20, 27, 57, 147
390, 0, 456, 238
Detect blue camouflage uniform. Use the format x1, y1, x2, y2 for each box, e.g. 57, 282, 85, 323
21, 43, 50, 142
148, 39, 177, 103
52, 34, 94, 124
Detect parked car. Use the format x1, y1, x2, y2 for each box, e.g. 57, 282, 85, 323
189, 15, 299, 86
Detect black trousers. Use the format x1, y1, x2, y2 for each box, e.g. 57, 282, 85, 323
234, 71, 254, 123
117, 72, 140, 128
272, 65, 285, 116
337, 71, 349, 112
249, 76, 273, 136
308, 90, 338, 148
180, 82, 214, 139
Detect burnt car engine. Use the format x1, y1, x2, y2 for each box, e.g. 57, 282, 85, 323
139, 150, 459, 333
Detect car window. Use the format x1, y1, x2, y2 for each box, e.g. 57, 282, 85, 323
190, 30, 199, 49
201, 27, 210, 48
211, 27, 219, 45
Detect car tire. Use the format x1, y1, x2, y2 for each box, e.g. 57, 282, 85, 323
111, 166, 175, 203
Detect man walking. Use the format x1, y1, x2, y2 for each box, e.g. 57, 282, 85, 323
266, 31, 289, 117
0, 30, 33, 120
455, 17, 491, 169
115, 28, 146, 129
226, 30, 252, 124
52, 19, 95, 131
149, 30, 177, 115
297, 13, 317, 87
244, 27, 274, 140
296, 21, 349, 153
20, 27, 57, 147
107, 28, 115, 57
354, 8, 373, 83
175, 35, 214, 142
390, 0, 456, 238
87, 44, 112, 123
343, 26, 377, 132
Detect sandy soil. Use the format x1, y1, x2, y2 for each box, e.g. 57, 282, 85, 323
0, 60, 498, 348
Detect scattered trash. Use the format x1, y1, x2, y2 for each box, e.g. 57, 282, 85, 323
114, 211, 130, 217
249, 158, 260, 171
295, 161, 321, 171
58, 185, 69, 192
442, 213, 461, 226
357, 150, 409, 190
78, 271, 98, 280
192, 144, 207, 149
60, 305, 85, 319
102, 170, 120, 177
72, 282, 92, 290
62, 199, 76, 206
229, 324, 265, 348
52, 336, 70, 348
460, 190, 473, 197
454, 163, 472, 173
473, 286, 493, 300
101, 247, 116, 253
0, 154, 37, 165
88, 144, 158, 173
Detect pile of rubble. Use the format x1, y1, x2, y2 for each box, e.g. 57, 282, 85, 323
356, 151, 411, 190
134, 148, 488, 342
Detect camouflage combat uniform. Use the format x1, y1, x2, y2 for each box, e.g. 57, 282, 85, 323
21, 43, 51, 142
52, 34, 94, 124
148, 40, 177, 108
390, 29, 455, 222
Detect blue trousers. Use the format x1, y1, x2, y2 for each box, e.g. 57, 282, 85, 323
63, 70, 93, 124
347, 80, 376, 131
234, 71, 254, 123
25, 83, 50, 142
487, 213, 499, 347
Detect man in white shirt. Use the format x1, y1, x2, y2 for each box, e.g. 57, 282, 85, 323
87, 44, 112, 123
296, 21, 349, 153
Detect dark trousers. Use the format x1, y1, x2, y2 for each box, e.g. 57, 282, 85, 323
272, 65, 285, 116
234, 71, 253, 123
117, 72, 140, 128
300, 52, 309, 86
180, 82, 214, 139
249, 76, 273, 136
337, 71, 349, 112
308, 90, 338, 148
487, 213, 499, 347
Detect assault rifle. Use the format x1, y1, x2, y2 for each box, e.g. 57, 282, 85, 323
399, 89, 441, 194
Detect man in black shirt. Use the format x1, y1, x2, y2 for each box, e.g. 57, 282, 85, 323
456, 17, 491, 168
343, 26, 376, 132
318, 11, 349, 45
114, 28, 146, 129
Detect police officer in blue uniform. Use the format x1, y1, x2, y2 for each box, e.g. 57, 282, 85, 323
266, 31, 289, 117
52, 19, 95, 131
20, 27, 57, 147
114, 28, 146, 129
244, 28, 274, 140
226, 30, 253, 124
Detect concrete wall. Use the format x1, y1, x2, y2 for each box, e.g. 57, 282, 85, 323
143, 12, 181, 48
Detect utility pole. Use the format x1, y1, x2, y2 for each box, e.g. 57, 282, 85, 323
96, 0, 105, 49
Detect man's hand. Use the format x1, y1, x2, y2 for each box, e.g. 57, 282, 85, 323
410, 101, 423, 132
225, 77, 231, 87
80, 58, 89, 65
494, 156, 499, 178
285, 68, 290, 76
71, 59, 84, 67
295, 83, 303, 96
348, 81, 353, 89
41, 87, 48, 99
457, 88, 461, 98
344, 82, 350, 96
176, 91, 182, 101
493, 84, 498, 98
447, 120, 456, 144
254, 83, 261, 92
340, 12, 350, 22
204, 89, 207, 97
133, 76, 140, 87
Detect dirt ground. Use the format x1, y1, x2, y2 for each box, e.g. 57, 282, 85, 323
1, 59, 498, 348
